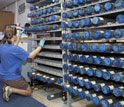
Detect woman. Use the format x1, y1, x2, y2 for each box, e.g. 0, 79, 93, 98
0, 27, 45, 101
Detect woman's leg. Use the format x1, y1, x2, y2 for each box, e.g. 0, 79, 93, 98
11, 85, 32, 96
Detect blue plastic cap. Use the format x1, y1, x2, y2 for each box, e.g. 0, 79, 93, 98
79, 79, 85, 87
67, 11, 73, 18
62, 12, 67, 18
64, 43, 68, 49
62, 85, 66, 91
68, 21, 73, 28
53, 6, 59, 12
72, 32, 81, 39
72, 88, 78, 96
86, 68, 94, 76
62, 2, 67, 8
63, 53, 68, 60
73, 10, 79, 17
113, 88, 122, 97
65, 33, 71, 39
89, 43, 97, 52
104, 30, 112, 39
112, 43, 122, 52
113, 102, 122, 107
68, 65, 74, 72
114, 29, 122, 38
39, 76, 43, 81
73, 0, 79, 6
63, 64, 68, 70
61, 22, 66, 28
80, 68, 85, 75
101, 99, 109, 107
96, 70, 103, 78
85, 82, 92, 89
103, 58, 112, 66
60, 43, 64, 49
87, 56, 94, 64
103, 72, 111, 80
43, 8, 47, 14
86, 94, 92, 101
68, 76, 73, 83
116, 14, 124, 23
94, 57, 102, 64
77, 43, 82, 50
93, 84, 101, 92
68, 87, 73, 94
113, 73, 121, 82
114, 0, 124, 9
79, 91, 85, 99
92, 17, 100, 25
68, 43, 75, 50
80, 19, 85, 27
104, 2, 112, 11
99, 44, 107, 52
73, 77, 79, 85
47, 8, 52, 13
83, 31, 90, 39
43, 25, 48, 30
67, 0, 73, 8
102, 86, 110, 94
74, 66, 80, 73
94, 4, 101, 13
79, 8, 85, 16
68, 54, 73, 61
86, 6, 92, 14
73, 20, 80, 28
62, 33, 65, 39
113, 58, 123, 67
47, 78, 51, 84
57, 79, 62, 84
92, 31, 101, 39
79, 55, 86, 63
64, 74, 68, 80
84, 18, 91, 26
81, 43, 88, 51
93, 97, 100, 105
73, 54, 79, 61
53, 24, 58, 30
79, 0, 85, 4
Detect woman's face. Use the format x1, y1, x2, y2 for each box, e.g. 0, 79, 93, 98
12, 34, 17, 42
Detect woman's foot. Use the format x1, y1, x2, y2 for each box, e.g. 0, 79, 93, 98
2, 85, 12, 102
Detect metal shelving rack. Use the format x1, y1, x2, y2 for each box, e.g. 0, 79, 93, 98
27, 0, 64, 86
62, 0, 124, 107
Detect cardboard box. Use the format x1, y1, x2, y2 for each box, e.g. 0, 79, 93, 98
0, 11, 14, 32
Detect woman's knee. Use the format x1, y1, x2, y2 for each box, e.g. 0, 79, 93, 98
25, 85, 32, 96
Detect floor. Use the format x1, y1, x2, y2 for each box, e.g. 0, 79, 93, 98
31, 85, 95, 107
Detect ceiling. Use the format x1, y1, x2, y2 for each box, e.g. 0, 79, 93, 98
0, 0, 17, 10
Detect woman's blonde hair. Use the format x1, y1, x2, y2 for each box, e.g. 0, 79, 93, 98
2, 27, 17, 44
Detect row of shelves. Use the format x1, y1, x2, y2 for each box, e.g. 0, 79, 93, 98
34, 58, 62, 68
33, 65, 62, 77
64, 0, 110, 12
38, 52, 62, 59
31, 11, 61, 19
69, 8, 124, 21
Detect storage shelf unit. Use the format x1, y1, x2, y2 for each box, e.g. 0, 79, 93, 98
62, 0, 124, 107
38, 52, 62, 59
27, 0, 64, 86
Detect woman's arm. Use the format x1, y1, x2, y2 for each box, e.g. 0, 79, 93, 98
28, 38, 46, 59
28, 46, 42, 59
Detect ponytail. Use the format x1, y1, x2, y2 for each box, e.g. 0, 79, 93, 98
2, 27, 17, 44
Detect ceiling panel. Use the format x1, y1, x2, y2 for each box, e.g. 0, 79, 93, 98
0, 0, 17, 10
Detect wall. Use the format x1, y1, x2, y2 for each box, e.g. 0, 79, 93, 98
2, 0, 30, 27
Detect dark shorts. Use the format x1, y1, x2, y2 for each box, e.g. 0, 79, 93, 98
1, 77, 29, 90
